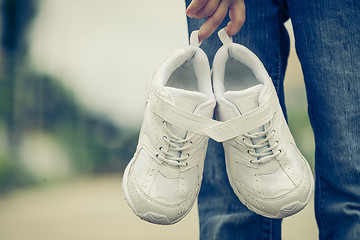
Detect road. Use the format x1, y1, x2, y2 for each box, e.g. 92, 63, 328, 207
0, 175, 318, 240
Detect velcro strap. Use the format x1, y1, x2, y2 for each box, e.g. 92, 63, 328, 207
149, 90, 278, 142
149, 91, 218, 136
204, 94, 278, 142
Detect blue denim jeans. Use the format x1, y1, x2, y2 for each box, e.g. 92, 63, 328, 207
185, 0, 360, 239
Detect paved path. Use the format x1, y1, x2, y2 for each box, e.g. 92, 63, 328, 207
0, 175, 318, 240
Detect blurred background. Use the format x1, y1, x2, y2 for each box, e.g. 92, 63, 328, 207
0, 0, 317, 239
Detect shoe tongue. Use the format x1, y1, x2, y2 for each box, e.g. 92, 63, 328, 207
163, 87, 208, 138
165, 87, 208, 112
224, 84, 263, 115
224, 84, 268, 154
160, 87, 208, 160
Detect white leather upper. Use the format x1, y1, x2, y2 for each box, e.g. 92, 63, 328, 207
212, 31, 314, 218
123, 35, 216, 224
123, 29, 314, 223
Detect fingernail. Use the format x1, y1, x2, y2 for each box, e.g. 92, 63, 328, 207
186, 10, 194, 18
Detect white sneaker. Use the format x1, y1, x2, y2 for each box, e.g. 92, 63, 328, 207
122, 31, 216, 224
210, 29, 315, 218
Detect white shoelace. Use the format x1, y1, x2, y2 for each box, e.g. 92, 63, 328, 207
240, 122, 280, 164
156, 121, 193, 167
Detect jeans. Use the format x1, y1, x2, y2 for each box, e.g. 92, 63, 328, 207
185, 0, 360, 239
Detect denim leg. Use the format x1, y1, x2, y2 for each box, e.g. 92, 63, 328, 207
185, 0, 290, 239
287, 1, 360, 239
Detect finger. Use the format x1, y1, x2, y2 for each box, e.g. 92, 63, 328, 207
225, 0, 246, 36
186, 0, 209, 17
198, 0, 229, 41
191, 0, 221, 19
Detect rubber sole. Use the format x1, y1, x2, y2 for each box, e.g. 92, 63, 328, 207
122, 157, 195, 225
226, 158, 315, 219
122, 158, 170, 224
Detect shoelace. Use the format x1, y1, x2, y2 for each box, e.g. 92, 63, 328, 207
156, 121, 193, 167
240, 123, 280, 164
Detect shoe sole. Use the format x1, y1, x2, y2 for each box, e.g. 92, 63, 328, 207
225, 158, 315, 219
122, 157, 195, 225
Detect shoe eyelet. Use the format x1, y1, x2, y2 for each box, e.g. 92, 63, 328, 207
250, 160, 253, 164
279, 149, 282, 153
156, 154, 159, 158
163, 136, 167, 139
247, 150, 251, 154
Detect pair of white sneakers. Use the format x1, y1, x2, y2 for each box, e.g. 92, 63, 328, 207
122, 29, 314, 225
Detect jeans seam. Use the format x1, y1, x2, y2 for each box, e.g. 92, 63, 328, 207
259, 217, 274, 240
316, 154, 330, 240
309, 101, 328, 239
273, 12, 283, 95
273, 22, 282, 97
275, 50, 281, 94
319, 177, 329, 239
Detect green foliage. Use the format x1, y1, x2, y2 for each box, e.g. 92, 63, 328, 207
0, 76, 14, 117
0, 70, 138, 193
0, 154, 36, 193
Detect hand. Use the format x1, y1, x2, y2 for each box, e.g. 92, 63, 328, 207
186, 0, 245, 41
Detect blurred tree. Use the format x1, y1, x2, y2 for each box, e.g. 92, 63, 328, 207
0, 0, 38, 192
1, 0, 36, 71
0, 0, 138, 193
